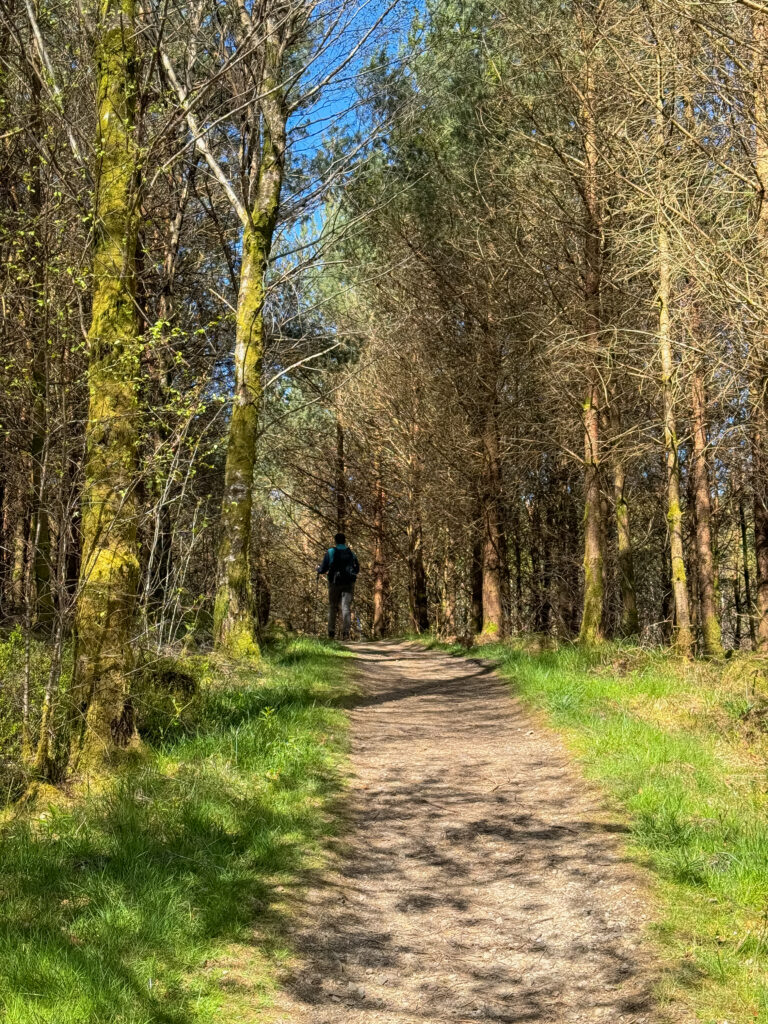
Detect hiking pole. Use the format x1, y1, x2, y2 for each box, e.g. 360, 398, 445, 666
313, 571, 319, 636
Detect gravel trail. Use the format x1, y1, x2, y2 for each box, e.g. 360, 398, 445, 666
273, 641, 678, 1024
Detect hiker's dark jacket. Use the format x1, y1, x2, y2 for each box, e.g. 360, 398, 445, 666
318, 544, 359, 590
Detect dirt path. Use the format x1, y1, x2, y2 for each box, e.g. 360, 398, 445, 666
274, 641, 675, 1024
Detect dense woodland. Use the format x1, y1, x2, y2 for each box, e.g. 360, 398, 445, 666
4, 0, 768, 778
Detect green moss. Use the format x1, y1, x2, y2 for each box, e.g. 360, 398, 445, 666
579, 551, 604, 645
70, 0, 142, 770
701, 614, 724, 660
214, 185, 283, 654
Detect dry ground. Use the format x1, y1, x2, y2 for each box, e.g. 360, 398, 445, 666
272, 641, 681, 1024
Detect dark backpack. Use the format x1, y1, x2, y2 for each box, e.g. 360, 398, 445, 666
328, 546, 357, 586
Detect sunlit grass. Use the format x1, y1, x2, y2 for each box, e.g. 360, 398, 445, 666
0, 636, 355, 1024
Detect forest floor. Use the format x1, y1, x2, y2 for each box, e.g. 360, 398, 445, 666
0, 635, 356, 1024
271, 641, 676, 1024
4, 637, 768, 1024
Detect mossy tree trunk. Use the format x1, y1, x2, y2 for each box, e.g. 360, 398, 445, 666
739, 498, 757, 646
213, 29, 286, 656
69, 0, 142, 770
578, 53, 605, 646
609, 400, 639, 637
652, 32, 693, 658
752, 11, 768, 651
690, 364, 723, 657
28, 61, 54, 628
213, 65, 285, 654
658, 219, 693, 656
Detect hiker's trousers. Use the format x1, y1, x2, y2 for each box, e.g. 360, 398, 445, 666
328, 584, 354, 639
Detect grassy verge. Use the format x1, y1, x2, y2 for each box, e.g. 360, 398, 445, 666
0, 636, 355, 1024
422, 637, 768, 1024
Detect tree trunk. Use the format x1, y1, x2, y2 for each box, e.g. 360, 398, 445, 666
578, 57, 605, 645
213, 46, 285, 655
690, 366, 722, 656
28, 65, 53, 628
407, 514, 429, 634
471, 522, 484, 635
740, 498, 757, 647
752, 11, 768, 649
479, 399, 509, 639
69, 0, 142, 770
335, 415, 346, 534
372, 465, 389, 637
514, 532, 523, 632
609, 400, 639, 636
658, 220, 693, 656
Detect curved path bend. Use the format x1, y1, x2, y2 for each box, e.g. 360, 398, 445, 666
274, 641, 677, 1024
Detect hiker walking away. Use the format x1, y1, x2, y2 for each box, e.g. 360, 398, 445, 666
317, 533, 359, 640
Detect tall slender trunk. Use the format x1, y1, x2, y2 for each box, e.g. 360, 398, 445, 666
609, 400, 639, 636
690, 365, 722, 656
372, 463, 389, 637
471, 520, 484, 635
10, 485, 29, 614
578, 57, 605, 644
654, 38, 693, 657
28, 62, 53, 627
70, 0, 142, 769
752, 11, 768, 649
658, 220, 693, 656
480, 400, 509, 638
407, 446, 429, 633
740, 498, 757, 646
440, 542, 457, 638
407, 516, 429, 634
514, 532, 523, 632
213, 37, 286, 654
335, 415, 346, 533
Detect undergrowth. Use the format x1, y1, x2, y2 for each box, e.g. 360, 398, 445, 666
0, 635, 354, 1024
421, 636, 768, 1024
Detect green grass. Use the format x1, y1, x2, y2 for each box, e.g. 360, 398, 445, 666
0, 636, 355, 1024
422, 637, 768, 1024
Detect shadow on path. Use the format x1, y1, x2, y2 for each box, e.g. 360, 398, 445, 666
274, 641, 669, 1024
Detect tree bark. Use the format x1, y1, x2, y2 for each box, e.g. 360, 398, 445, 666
471, 520, 484, 635
28, 62, 53, 628
407, 464, 429, 634
752, 11, 768, 650
335, 415, 346, 534
657, 221, 693, 656
213, 30, 286, 655
658, 219, 693, 656
480, 401, 509, 638
653, 36, 693, 657
70, 0, 142, 769
740, 498, 757, 646
690, 366, 723, 656
578, 56, 605, 645
609, 401, 639, 636
372, 463, 389, 637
